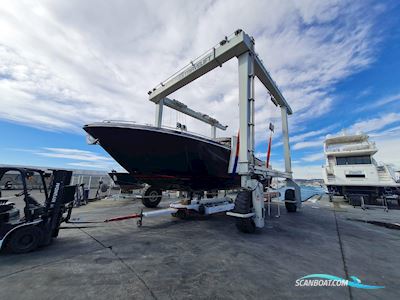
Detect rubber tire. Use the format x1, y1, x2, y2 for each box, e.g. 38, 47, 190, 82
285, 189, 297, 212
233, 190, 253, 213
172, 209, 188, 219
234, 191, 255, 233
236, 218, 256, 233
142, 187, 162, 208
8, 226, 42, 254
198, 204, 206, 215
100, 183, 109, 193
206, 190, 217, 198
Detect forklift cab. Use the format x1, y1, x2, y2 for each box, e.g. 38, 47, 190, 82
0, 167, 75, 253
0, 169, 47, 221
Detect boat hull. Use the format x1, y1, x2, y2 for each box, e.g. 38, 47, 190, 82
84, 124, 240, 191
108, 172, 144, 191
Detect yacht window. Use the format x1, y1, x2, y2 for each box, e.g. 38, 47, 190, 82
345, 174, 366, 178
336, 156, 371, 165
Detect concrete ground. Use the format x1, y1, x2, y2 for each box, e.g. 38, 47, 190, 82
0, 194, 399, 300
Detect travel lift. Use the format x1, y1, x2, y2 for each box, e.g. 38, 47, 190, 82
0, 168, 75, 253
107, 29, 301, 233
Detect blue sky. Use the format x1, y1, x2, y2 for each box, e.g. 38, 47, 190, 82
1, 0, 400, 178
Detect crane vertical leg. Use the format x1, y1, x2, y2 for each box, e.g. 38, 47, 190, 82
211, 125, 216, 139
251, 180, 265, 228
237, 51, 264, 229
155, 98, 164, 128
237, 51, 253, 178
280, 106, 301, 209
281, 106, 291, 174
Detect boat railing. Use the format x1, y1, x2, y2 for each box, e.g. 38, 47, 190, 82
325, 166, 334, 175
101, 120, 229, 143
377, 165, 386, 171
326, 144, 377, 153
160, 124, 215, 140
384, 164, 398, 182
103, 120, 137, 124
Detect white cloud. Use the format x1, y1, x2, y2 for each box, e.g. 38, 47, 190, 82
293, 139, 324, 150
35, 148, 113, 162
370, 125, 400, 138
292, 164, 324, 179
356, 87, 373, 99
0, 0, 382, 141
255, 152, 267, 159
374, 136, 400, 167
67, 161, 116, 170
290, 125, 337, 143
356, 92, 400, 112
9, 147, 120, 170
347, 113, 400, 134
270, 158, 323, 179
302, 152, 325, 162
296, 114, 400, 163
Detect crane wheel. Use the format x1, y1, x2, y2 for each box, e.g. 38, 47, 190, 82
285, 189, 297, 212
206, 190, 217, 198
234, 190, 255, 233
236, 218, 256, 233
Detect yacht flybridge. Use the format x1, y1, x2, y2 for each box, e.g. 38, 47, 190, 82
322, 133, 400, 198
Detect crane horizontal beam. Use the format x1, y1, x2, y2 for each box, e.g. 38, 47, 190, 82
254, 56, 292, 114
163, 98, 227, 130
148, 29, 292, 114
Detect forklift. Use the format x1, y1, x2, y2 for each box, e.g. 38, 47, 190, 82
0, 167, 75, 253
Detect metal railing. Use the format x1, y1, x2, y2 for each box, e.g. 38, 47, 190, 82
101, 120, 224, 142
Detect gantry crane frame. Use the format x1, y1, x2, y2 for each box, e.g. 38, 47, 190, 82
148, 29, 301, 230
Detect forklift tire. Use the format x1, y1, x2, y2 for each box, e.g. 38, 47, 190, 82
8, 226, 42, 254
142, 187, 162, 208
236, 218, 256, 233
285, 189, 297, 212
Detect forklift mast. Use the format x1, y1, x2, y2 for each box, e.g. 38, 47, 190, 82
41, 170, 73, 245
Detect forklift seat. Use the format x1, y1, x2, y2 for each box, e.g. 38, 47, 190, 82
26, 195, 41, 207
0, 201, 19, 223
0, 201, 15, 213
26, 195, 45, 219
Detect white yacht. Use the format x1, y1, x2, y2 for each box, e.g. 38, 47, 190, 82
322, 134, 400, 198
